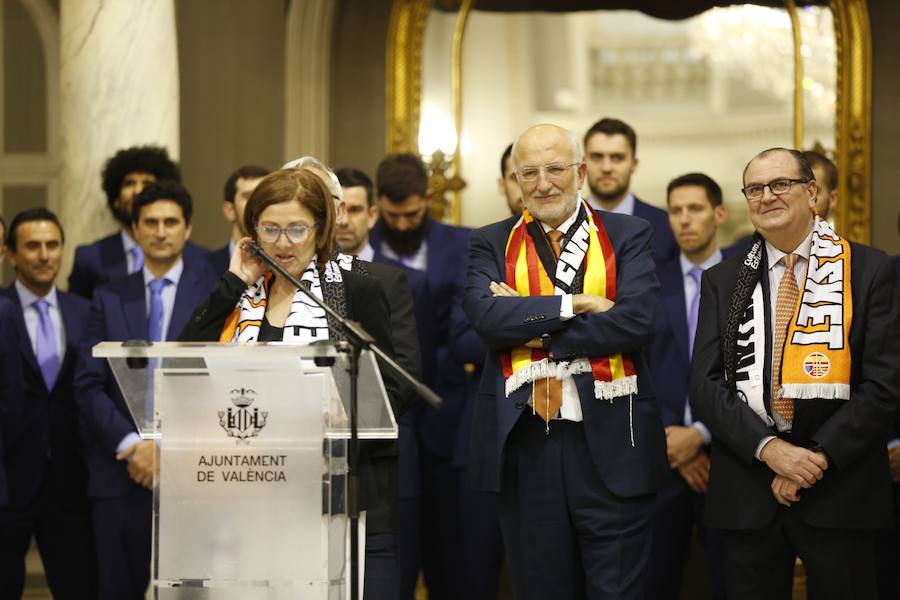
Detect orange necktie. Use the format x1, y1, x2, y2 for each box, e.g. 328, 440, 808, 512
533, 230, 564, 424
772, 253, 800, 422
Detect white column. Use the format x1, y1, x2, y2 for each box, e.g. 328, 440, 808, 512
58, 0, 179, 282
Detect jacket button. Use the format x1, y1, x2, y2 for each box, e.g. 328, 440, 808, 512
515, 400, 525, 409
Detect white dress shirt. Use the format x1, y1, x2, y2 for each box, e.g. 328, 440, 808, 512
679, 250, 723, 444
15, 281, 66, 360
536, 207, 580, 421
755, 225, 815, 459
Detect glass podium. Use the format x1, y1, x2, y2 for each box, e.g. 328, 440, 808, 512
93, 342, 398, 600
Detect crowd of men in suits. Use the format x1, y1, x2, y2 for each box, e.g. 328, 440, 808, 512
0, 115, 897, 600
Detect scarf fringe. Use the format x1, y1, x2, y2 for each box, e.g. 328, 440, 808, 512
781, 383, 850, 401
594, 375, 638, 401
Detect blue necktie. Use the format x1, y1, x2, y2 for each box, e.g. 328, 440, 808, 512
687, 267, 703, 359
130, 246, 144, 274
34, 299, 60, 390
147, 278, 172, 342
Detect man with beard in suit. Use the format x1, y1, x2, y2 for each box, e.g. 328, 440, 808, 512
75, 180, 219, 599
691, 148, 899, 599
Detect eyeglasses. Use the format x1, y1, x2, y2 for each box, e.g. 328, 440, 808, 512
742, 178, 810, 201
256, 224, 315, 244
517, 162, 580, 183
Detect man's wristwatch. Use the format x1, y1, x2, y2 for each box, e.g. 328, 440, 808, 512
540, 333, 552, 352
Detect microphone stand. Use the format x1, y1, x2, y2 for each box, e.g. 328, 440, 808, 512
248, 242, 441, 600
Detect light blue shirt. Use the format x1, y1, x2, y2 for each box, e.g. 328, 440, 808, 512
14, 281, 65, 360
358, 241, 375, 263
679, 249, 723, 445
142, 259, 184, 342
381, 239, 428, 271
117, 259, 184, 456
586, 192, 636, 216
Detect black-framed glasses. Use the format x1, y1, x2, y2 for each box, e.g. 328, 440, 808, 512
741, 178, 810, 201
517, 162, 580, 182
256, 224, 315, 244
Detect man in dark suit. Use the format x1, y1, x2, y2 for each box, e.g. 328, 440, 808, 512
0, 292, 24, 513
0, 209, 96, 598
68, 146, 207, 299
464, 123, 666, 599
334, 165, 440, 599
367, 153, 477, 600
206, 164, 270, 274
691, 148, 900, 599
646, 173, 732, 599
74, 180, 218, 599
583, 117, 677, 264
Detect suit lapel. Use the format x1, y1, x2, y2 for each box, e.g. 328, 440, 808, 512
2, 286, 41, 377
101, 233, 129, 280
659, 265, 690, 363
121, 275, 148, 340
167, 264, 203, 340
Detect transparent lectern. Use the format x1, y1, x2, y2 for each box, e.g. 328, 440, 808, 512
93, 342, 398, 600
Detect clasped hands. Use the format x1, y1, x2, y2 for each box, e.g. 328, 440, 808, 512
665, 425, 709, 493
489, 281, 614, 348
759, 438, 829, 507
116, 440, 158, 490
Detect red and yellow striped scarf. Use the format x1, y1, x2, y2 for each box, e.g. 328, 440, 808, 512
501, 201, 637, 400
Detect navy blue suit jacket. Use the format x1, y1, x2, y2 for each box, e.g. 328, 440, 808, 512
0, 296, 25, 508
633, 196, 678, 265
0, 286, 91, 509
73, 260, 219, 498
463, 211, 667, 497
369, 219, 479, 458
205, 244, 231, 276
648, 247, 740, 428
68, 231, 209, 299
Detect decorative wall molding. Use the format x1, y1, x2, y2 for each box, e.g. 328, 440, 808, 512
284, 0, 337, 162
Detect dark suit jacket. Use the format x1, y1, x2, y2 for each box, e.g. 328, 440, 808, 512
463, 211, 667, 497
648, 248, 739, 428
369, 219, 476, 458
0, 286, 91, 509
633, 196, 678, 265
68, 231, 209, 299
205, 244, 231, 276
73, 260, 219, 499
691, 243, 900, 530
177, 269, 401, 533
0, 297, 25, 508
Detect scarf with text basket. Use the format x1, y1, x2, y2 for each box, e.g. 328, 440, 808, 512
723, 217, 852, 428
501, 200, 638, 426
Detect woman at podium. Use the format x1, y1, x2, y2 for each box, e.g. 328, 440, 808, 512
179, 166, 400, 599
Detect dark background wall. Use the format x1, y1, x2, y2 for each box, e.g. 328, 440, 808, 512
176, 0, 287, 251
870, 0, 900, 254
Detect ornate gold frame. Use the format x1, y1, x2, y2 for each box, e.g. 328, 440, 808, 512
387, 1, 872, 241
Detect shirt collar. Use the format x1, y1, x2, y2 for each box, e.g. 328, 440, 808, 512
611, 192, 636, 215
679, 248, 723, 277
15, 279, 58, 309
765, 222, 815, 270
539, 202, 581, 235
121, 229, 138, 252
142, 259, 184, 288
358, 241, 375, 262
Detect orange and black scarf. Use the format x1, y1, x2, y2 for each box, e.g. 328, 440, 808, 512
501, 200, 638, 400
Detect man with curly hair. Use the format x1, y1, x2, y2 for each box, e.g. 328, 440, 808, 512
68, 146, 207, 299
